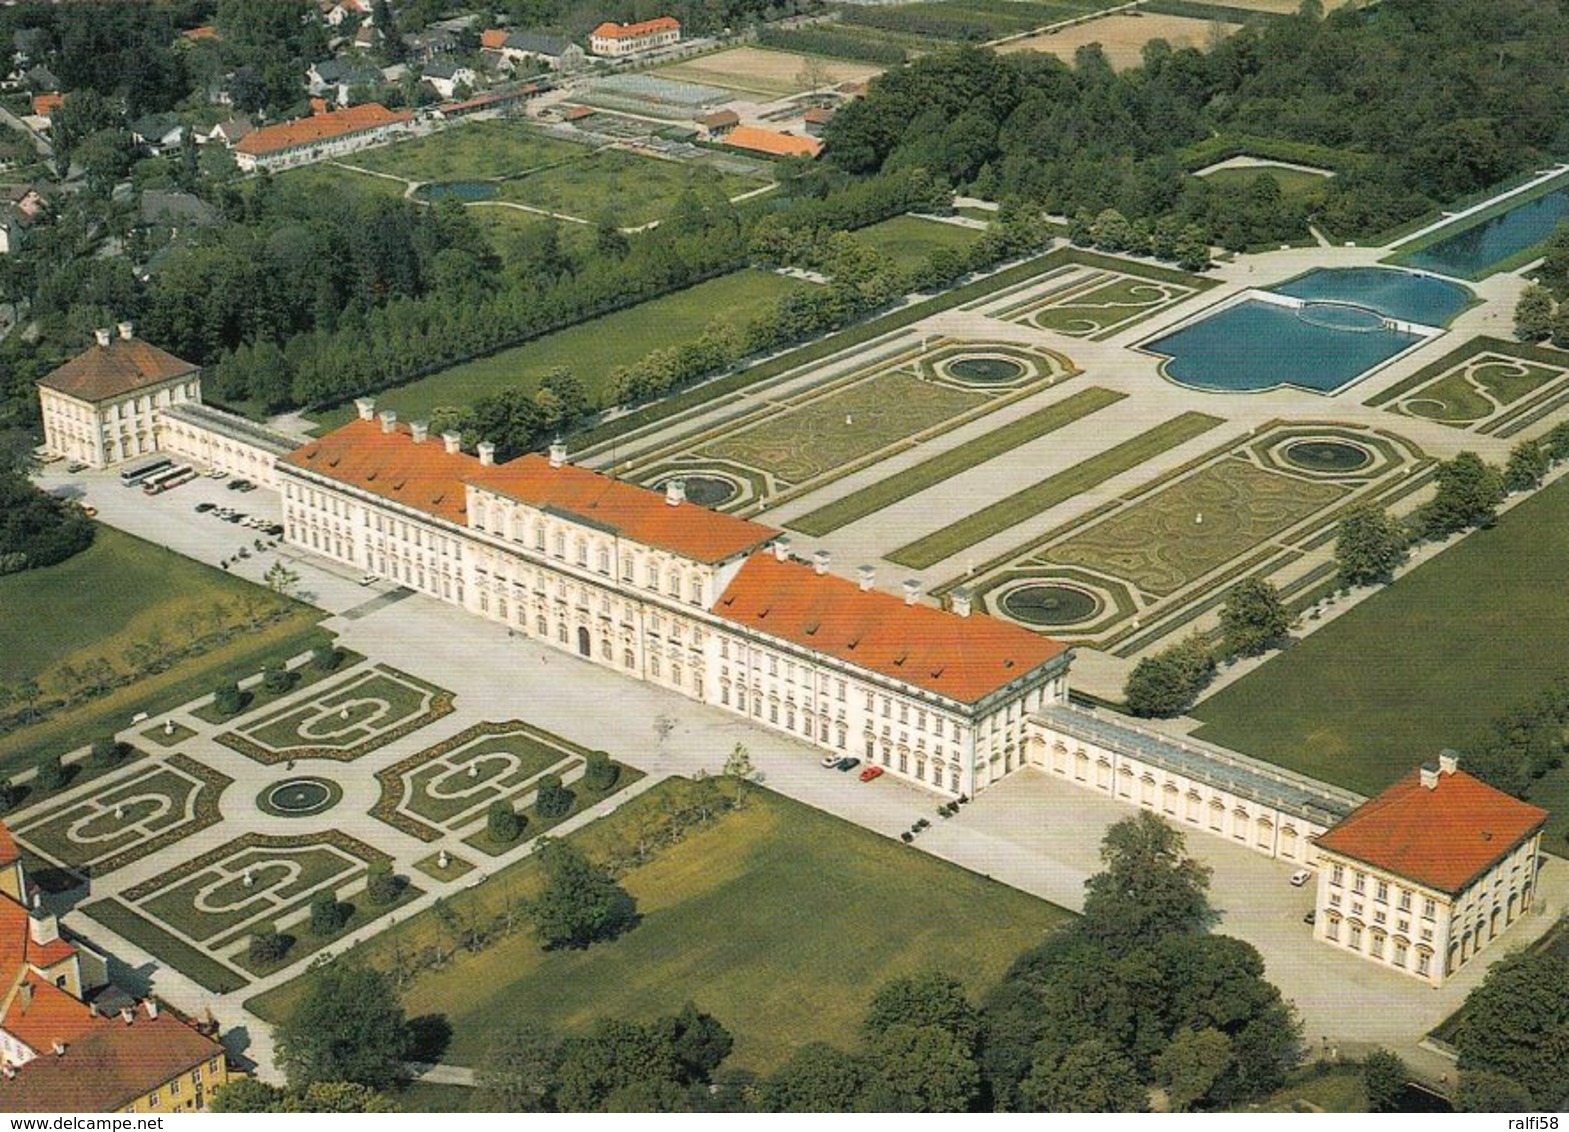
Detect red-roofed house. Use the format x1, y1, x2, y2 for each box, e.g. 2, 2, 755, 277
722, 125, 822, 160
276, 401, 1071, 797
233, 102, 411, 172
589, 16, 679, 56
1311, 753, 1547, 985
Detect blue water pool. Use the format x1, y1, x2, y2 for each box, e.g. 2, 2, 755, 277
1273, 267, 1471, 326
1397, 183, 1569, 280
1145, 299, 1422, 394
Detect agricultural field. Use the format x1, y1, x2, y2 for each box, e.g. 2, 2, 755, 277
247, 781, 1071, 1075
996, 12, 1242, 69
839, 0, 1109, 44
310, 268, 805, 429
496, 148, 764, 226
0, 527, 326, 775
1190, 469, 1569, 849
655, 46, 884, 99
852, 214, 982, 271
349, 120, 590, 183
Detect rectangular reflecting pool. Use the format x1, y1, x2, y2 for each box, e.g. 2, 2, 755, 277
1394, 180, 1569, 280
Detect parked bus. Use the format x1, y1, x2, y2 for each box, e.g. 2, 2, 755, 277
141, 464, 194, 494
120, 457, 172, 486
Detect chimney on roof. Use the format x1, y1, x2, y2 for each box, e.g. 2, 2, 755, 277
950, 587, 972, 618
856, 564, 875, 591
812, 549, 830, 576
772, 536, 791, 562
144, 1000, 158, 1020
548, 439, 567, 469
28, 910, 58, 946
665, 478, 686, 507
379, 409, 397, 434
442, 431, 462, 455
1419, 766, 1439, 791
51, 1040, 65, 1056
902, 578, 921, 606
1439, 750, 1459, 775
355, 398, 376, 422
17, 983, 32, 1010
410, 421, 428, 444
116, 321, 133, 341
120, 1007, 133, 1025
477, 441, 496, 467
93, 328, 111, 348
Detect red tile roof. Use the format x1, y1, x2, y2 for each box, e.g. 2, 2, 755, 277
31, 92, 63, 117
470, 455, 778, 565
280, 417, 477, 525
723, 125, 822, 159
803, 106, 835, 124
0, 824, 16, 866
236, 103, 410, 157
1314, 767, 1548, 895
37, 337, 198, 403
714, 553, 1068, 703
481, 28, 508, 49
0, 1007, 224, 1113
181, 25, 219, 41
1, 977, 97, 1056
0, 900, 78, 983
592, 16, 679, 38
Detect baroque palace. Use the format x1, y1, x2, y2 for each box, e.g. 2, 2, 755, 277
34, 335, 1550, 988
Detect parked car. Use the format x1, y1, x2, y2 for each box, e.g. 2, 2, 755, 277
226, 479, 249, 491
224, 512, 245, 523
1290, 869, 1312, 887
820, 754, 841, 769
834, 756, 860, 772
66, 461, 87, 473
266, 524, 285, 537
195, 502, 215, 513
859, 766, 884, 782
359, 574, 378, 586
234, 481, 257, 493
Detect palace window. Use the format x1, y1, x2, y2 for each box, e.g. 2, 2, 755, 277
1416, 951, 1431, 975
1375, 880, 1389, 902
1399, 890, 1412, 912
1352, 872, 1366, 895
1423, 898, 1437, 919
1393, 940, 1408, 967
1348, 923, 1362, 948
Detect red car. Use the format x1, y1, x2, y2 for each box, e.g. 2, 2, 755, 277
859, 765, 884, 783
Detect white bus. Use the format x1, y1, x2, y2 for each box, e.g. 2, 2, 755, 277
120, 457, 172, 486
141, 464, 195, 494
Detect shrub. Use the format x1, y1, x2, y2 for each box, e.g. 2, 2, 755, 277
33, 754, 67, 793
249, 926, 292, 964
901, 832, 914, 843
582, 750, 619, 792
262, 661, 295, 695
212, 681, 248, 716
365, 861, 403, 906
312, 643, 344, 673
89, 736, 127, 768
309, 892, 349, 936
534, 774, 573, 819
0, 778, 15, 813
487, 799, 524, 844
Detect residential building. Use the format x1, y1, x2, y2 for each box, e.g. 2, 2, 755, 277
307, 58, 386, 106
722, 124, 822, 159
130, 114, 186, 153
36, 324, 200, 468
198, 115, 253, 147
29, 91, 61, 118
588, 16, 680, 57
139, 191, 222, 232
803, 106, 835, 135
233, 102, 411, 171
405, 28, 459, 64
698, 109, 739, 137
275, 404, 1070, 798
422, 61, 478, 99
321, 0, 373, 28
1311, 753, 1547, 986
490, 31, 585, 71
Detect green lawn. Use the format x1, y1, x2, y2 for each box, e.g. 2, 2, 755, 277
0, 527, 327, 776
350, 121, 590, 183
497, 149, 764, 226
243, 670, 438, 753
81, 899, 248, 994
273, 162, 408, 201
1241, 1065, 1369, 1113
310, 269, 805, 429
248, 781, 1070, 1075
1199, 165, 1333, 202
788, 386, 1125, 536
408, 734, 573, 824
853, 214, 982, 271
144, 845, 359, 941
888, 412, 1225, 570
1192, 472, 1569, 849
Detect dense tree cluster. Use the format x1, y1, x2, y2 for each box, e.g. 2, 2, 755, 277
1453, 951, 1569, 1110
1416, 451, 1503, 539
0, 467, 93, 574
1123, 633, 1216, 718
825, 3, 1569, 245
212, 1079, 398, 1113
1461, 677, 1569, 802
275, 961, 413, 1090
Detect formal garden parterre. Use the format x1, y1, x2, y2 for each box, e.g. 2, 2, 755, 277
1368, 336, 1569, 437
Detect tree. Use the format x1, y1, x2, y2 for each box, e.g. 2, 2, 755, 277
1503, 439, 1549, 493
1515, 282, 1555, 341
1123, 634, 1215, 718
1453, 951, 1569, 1107
1546, 422, 1569, 463
534, 773, 573, 818
477, 1021, 561, 1112
365, 861, 401, 906
488, 798, 524, 843
265, 561, 301, 596
275, 961, 412, 1089
722, 742, 755, 805
1454, 1070, 1536, 1112
860, 1023, 980, 1112
89, 736, 126, 768
1155, 1027, 1232, 1111
287, 1081, 398, 1113
1334, 503, 1407, 586
1080, 812, 1212, 954
250, 925, 292, 964
1419, 451, 1503, 537
1020, 1037, 1145, 1113
211, 1078, 287, 1112
528, 841, 638, 950
212, 680, 247, 716
760, 1042, 865, 1112
862, 971, 979, 1049
312, 643, 344, 673
33, 754, 67, 793
582, 750, 619, 792
1361, 1048, 1408, 1113
310, 893, 348, 937
262, 661, 295, 695
1219, 578, 1293, 658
